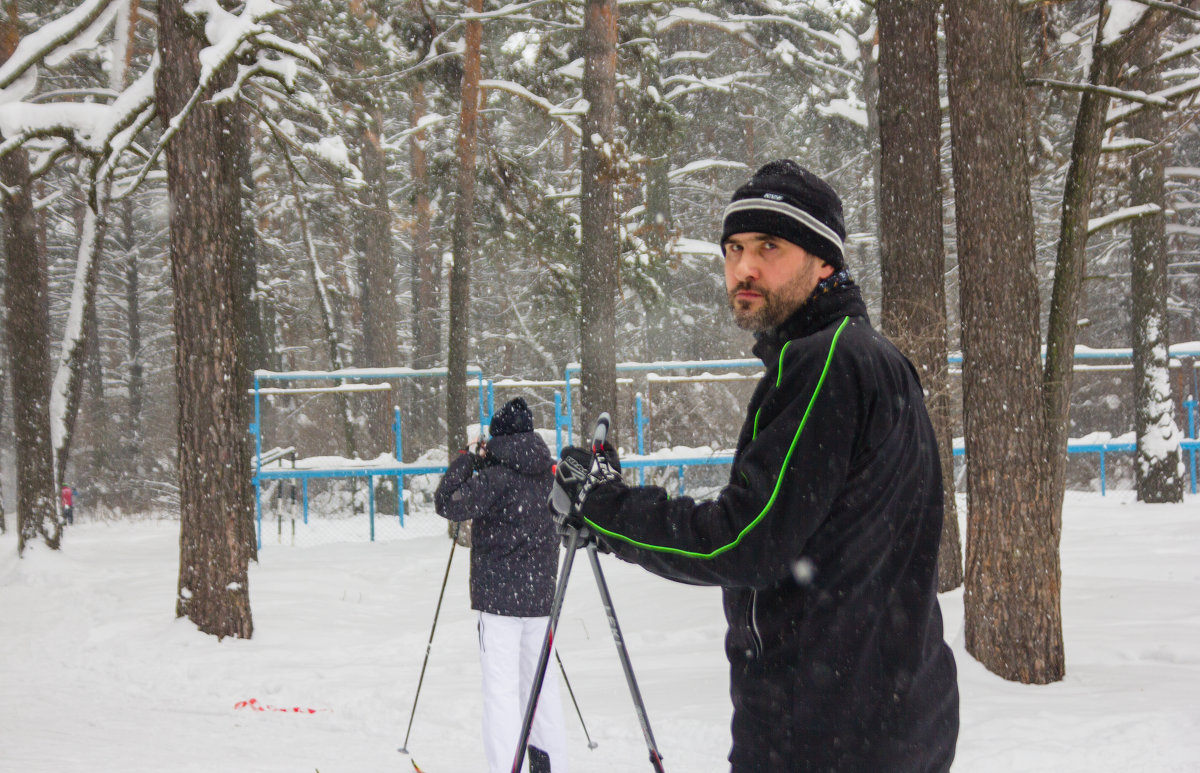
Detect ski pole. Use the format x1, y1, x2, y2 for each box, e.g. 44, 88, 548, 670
512, 413, 611, 772
586, 541, 665, 771
555, 650, 599, 750
399, 535, 458, 756
511, 525, 584, 773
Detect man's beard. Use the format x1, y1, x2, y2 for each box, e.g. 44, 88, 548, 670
728, 272, 816, 332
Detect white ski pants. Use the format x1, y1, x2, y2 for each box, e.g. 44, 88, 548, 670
478, 611, 569, 773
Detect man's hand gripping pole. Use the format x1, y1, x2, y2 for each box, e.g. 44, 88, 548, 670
549, 412, 611, 544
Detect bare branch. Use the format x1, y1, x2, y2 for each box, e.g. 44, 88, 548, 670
1088, 203, 1163, 234
1027, 77, 1177, 107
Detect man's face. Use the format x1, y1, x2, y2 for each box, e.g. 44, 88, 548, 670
724, 232, 834, 332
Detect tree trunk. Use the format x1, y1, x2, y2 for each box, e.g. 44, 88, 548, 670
1128, 38, 1185, 503
158, 0, 252, 639
358, 106, 399, 458
1044, 2, 1191, 515
120, 199, 144, 472
944, 0, 1063, 683
409, 78, 442, 453
231, 102, 259, 558
578, 0, 620, 441
235, 102, 268, 378
1042, 29, 1121, 532
356, 105, 399, 510
876, 0, 963, 592
627, 12, 673, 258
1, 145, 59, 554
51, 199, 108, 491
84, 262, 104, 408
447, 0, 483, 456
114, 2, 145, 482
1, 5, 58, 554
410, 81, 439, 369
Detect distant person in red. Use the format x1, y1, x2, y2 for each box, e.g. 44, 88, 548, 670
61, 485, 75, 525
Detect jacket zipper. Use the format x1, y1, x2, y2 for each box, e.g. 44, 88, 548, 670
747, 589, 763, 658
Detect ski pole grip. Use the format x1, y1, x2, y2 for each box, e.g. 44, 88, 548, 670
591, 413, 610, 453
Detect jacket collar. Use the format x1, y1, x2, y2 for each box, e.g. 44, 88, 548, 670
751, 274, 868, 364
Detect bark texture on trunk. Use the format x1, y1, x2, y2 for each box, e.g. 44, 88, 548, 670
158, 0, 253, 639
1, 147, 59, 554
358, 106, 399, 459
578, 0, 620, 441
2, 0, 59, 554
945, 0, 1063, 683
876, 0, 962, 591
447, 0, 483, 456
1128, 39, 1185, 504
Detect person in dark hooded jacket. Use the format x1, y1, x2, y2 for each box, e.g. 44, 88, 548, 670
551, 161, 958, 772
434, 396, 568, 773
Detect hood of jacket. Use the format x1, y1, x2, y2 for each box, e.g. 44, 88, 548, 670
485, 430, 553, 477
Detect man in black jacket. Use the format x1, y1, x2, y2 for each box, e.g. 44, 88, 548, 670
553, 161, 958, 771
435, 397, 568, 773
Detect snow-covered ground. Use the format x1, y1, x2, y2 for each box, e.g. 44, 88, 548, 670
1, 493, 1197, 772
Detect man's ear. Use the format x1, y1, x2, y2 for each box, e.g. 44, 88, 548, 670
818, 262, 835, 280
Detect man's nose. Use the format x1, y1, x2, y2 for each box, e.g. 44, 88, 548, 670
730, 251, 761, 281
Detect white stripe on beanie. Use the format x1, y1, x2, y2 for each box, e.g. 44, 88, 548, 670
722, 198, 845, 259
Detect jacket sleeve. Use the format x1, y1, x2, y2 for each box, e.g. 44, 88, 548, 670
580, 326, 863, 589
434, 453, 498, 522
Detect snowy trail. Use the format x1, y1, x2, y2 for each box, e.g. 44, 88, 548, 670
1, 496, 1198, 771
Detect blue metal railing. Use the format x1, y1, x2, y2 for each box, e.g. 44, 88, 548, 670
595, 439, 1200, 500
556, 351, 1199, 498
251, 352, 1199, 547
251, 366, 486, 548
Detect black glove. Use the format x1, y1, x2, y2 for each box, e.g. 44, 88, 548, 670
591, 440, 622, 481
549, 446, 590, 534
549, 443, 625, 530
441, 452, 476, 487
464, 440, 493, 472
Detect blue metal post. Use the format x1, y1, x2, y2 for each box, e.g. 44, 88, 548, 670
677, 466, 685, 496
1099, 449, 1107, 497
1192, 364, 1198, 418
369, 475, 376, 542
635, 393, 646, 485
303, 478, 309, 524
477, 373, 487, 430
554, 392, 564, 457
1186, 398, 1197, 495
395, 407, 405, 527
253, 374, 263, 549
487, 380, 495, 426
564, 366, 576, 446
253, 480, 262, 547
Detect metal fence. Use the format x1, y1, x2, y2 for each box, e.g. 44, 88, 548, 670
251, 353, 1199, 547
252, 437, 1198, 548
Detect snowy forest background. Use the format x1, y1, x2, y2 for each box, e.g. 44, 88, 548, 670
1, 0, 1199, 684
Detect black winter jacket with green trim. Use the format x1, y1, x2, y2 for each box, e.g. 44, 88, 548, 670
579, 283, 958, 772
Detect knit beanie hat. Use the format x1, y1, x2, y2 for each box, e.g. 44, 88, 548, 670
720, 160, 847, 271
489, 397, 534, 437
